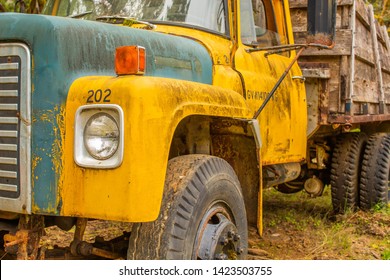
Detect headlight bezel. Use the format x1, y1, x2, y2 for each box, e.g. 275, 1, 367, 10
74, 104, 124, 169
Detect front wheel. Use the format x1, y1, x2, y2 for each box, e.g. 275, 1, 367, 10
127, 155, 248, 260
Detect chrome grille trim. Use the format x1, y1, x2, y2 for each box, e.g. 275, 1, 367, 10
0, 170, 17, 179
0, 117, 18, 124
0, 76, 18, 84
0, 90, 19, 97
0, 183, 17, 192
0, 63, 19, 70
0, 104, 18, 111
0, 144, 18, 151
0, 157, 17, 165
0, 43, 31, 214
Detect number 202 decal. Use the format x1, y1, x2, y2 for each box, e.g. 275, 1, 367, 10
87, 89, 111, 103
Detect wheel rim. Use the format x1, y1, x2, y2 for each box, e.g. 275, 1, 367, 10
193, 205, 242, 260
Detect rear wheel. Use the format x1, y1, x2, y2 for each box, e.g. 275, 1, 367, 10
330, 133, 367, 213
127, 155, 248, 260
360, 133, 390, 210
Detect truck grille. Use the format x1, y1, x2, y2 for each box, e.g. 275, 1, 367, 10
0, 55, 21, 197
0, 43, 31, 213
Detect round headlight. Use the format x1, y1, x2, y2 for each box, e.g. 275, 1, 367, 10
84, 113, 120, 160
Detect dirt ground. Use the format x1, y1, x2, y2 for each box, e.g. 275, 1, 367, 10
248, 212, 389, 260
248, 188, 390, 260
2, 188, 389, 260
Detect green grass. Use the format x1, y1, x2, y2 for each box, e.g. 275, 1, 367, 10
258, 186, 390, 260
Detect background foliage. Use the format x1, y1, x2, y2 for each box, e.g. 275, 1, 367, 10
0, 0, 389, 32
0, 0, 46, 13
368, 0, 390, 32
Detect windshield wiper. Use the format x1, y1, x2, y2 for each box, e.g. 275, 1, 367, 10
69, 11, 92, 19
96, 16, 156, 30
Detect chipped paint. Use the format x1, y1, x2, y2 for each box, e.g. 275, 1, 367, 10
61, 76, 251, 221
0, 13, 215, 214
1, 1, 308, 223
50, 105, 66, 176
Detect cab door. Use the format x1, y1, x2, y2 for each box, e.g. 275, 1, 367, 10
234, 0, 307, 165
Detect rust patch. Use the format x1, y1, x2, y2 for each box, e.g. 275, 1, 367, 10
36, 106, 66, 179
306, 33, 333, 46
52, 106, 66, 176
33, 105, 66, 213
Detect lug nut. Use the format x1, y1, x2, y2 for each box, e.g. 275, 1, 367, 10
219, 237, 229, 245
227, 230, 235, 240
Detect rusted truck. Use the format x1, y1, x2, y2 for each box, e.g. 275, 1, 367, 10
0, 0, 388, 260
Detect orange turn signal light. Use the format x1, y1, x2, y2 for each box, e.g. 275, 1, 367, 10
115, 46, 146, 75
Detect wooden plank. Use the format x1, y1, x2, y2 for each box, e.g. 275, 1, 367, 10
337, 0, 354, 6
288, 0, 353, 9
288, 0, 307, 8
346, 0, 356, 115
383, 72, 390, 104
340, 55, 350, 112
289, 0, 390, 118
379, 43, 390, 71
377, 22, 385, 42
329, 62, 342, 114
290, 7, 307, 32
384, 72, 390, 99
353, 60, 378, 103
302, 57, 343, 113
294, 29, 352, 56
354, 18, 374, 64
329, 113, 390, 124
382, 26, 390, 50
304, 79, 321, 135
355, 54, 375, 67
301, 68, 331, 79
290, 5, 348, 31
380, 26, 390, 71
375, 20, 386, 46
341, 5, 350, 29
355, 0, 370, 29
368, 4, 385, 113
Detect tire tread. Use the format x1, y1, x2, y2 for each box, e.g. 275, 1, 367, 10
330, 133, 367, 213
360, 133, 390, 210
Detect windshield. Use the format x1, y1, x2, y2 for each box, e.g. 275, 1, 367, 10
43, 0, 228, 34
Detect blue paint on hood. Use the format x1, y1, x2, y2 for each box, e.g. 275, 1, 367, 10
0, 13, 213, 213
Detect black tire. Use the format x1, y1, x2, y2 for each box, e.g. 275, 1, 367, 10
360, 133, 390, 210
127, 155, 248, 260
330, 133, 367, 213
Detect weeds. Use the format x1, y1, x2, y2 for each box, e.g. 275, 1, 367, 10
258, 187, 390, 259
382, 250, 390, 260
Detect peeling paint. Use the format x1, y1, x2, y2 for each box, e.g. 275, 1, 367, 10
60, 76, 251, 221
0, 13, 215, 214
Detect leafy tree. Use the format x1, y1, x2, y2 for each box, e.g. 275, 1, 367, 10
367, 0, 390, 33
0, 0, 389, 35
0, 0, 46, 13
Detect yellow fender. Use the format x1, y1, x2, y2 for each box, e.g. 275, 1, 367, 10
60, 75, 251, 222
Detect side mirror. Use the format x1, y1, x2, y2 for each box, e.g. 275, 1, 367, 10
307, 0, 337, 46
